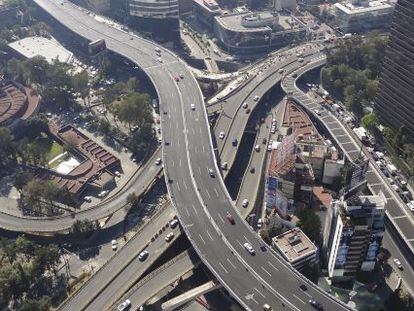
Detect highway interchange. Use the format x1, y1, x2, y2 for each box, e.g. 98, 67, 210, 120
2, 0, 409, 310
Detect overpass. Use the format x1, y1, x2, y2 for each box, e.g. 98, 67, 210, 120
31, 1, 348, 310
281, 60, 414, 256
112, 249, 200, 310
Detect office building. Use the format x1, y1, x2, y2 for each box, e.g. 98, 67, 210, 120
272, 0, 297, 12
375, 0, 414, 139
326, 187, 386, 282
272, 228, 318, 270
334, 0, 394, 33
214, 11, 306, 54
192, 0, 222, 30
128, 0, 179, 42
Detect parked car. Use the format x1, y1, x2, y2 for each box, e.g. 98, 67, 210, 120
138, 250, 149, 261
98, 190, 109, 198
165, 232, 174, 242
309, 300, 323, 310
155, 158, 162, 165
111, 239, 118, 250
242, 199, 249, 208
84, 196, 92, 203
393, 258, 403, 270
117, 299, 131, 311
170, 219, 179, 229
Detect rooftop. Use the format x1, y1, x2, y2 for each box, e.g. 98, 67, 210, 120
215, 11, 276, 32
8, 36, 74, 64
193, 0, 222, 13
335, 0, 393, 14
272, 228, 317, 263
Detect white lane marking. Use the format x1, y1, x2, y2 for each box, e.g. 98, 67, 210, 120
198, 234, 206, 244
254, 287, 266, 298
198, 167, 202, 175
227, 258, 237, 269
293, 294, 306, 304
206, 230, 214, 241
303, 291, 312, 298
261, 266, 272, 277
195, 146, 198, 154
206, 189, 211, 199
245, 293, 259, 305
236, 240, 243, 248
218, 213, 225, 224
214, 188, 219, 197
191, 204, 198, 215
244, 236, 251, 244
176, 182, 180, 192
179, 158, 182, 167
184, 206, 190, 217
171, 160, 174, 167
192, 128, 195, 135
268, 261, 279, 271
176, 138, 180, 147
202, 145, 205, 153
392, 215, 407, 220
183, 180, 188, 190
219, 262, 229, 274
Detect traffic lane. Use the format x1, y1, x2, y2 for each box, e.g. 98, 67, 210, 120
87, 228, 182, 311
60, 205, 176, 311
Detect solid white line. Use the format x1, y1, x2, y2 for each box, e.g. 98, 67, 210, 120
268, 261, 279, 271
393, 215, 407, 220
293, 294, 306, 304
227, 258, 236, 269
219, 262, 228, 274
198, 234, 206, 244
254, 287, 266, 298
261, 266, 272, 277
206, 230, 214, 241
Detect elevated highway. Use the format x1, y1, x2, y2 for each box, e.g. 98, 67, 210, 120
281, 60, 414, 255
30, 1, 348, 310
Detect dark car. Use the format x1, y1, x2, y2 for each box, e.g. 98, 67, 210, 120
232, 139, 238, 146
226, 212, 235, 225
309, 300, 323, 310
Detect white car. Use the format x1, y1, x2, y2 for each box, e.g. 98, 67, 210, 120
255, 144, 260, 152
165, 232, 174, 242
138, 250, 149, 261
155, 158, 162, 165
253, 95, 259, 101
111, 239, 118, 250
170, 219, 179, 229
257, 219, 263, 229
157, 57, 163, 63
242, 199, 249, 208
84, 196, 92, 203
243, 242, 255, 255
219, 131, 225, 139
242, 102, 249, 109
221, 162, 228, 170
114, 171, 121, 177
191, 103, 195, 110
117, 299, 131, 311
278, 69, 284, 74
98, 190, 109, 198
208, 168, 215, 177
393, 258, 403, 270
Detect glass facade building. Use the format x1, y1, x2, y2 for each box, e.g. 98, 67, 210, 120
375, 0, 414, 138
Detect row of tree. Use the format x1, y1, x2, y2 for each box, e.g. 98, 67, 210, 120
321, 33, 388, 117
0, 236, 67, 310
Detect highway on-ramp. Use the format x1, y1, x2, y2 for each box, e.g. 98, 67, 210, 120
31, 1, 348, 310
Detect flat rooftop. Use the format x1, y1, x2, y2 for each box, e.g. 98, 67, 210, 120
215, 11, 276, 32
335, 1, 393, 14
8, 36, 74, 64
272, 228, 317, 263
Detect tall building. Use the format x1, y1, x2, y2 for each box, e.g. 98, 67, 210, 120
325, 186, 386, 282
375, 0, 414, 138
128, 0, 179, 42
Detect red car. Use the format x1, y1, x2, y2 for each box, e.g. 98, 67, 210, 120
226, 212, 235, 225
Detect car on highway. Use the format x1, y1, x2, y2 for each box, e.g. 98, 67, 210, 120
221, 162, 228, 170
257, 219, 263, 229
157, 57, 163, 63
179, 73, 184, 79
117, 299, 131, 311
246, 108, 251, 114
174, 77, 179, 82
253, 95, 259, 101
191, 103, 195, 110
263, 304, 273, 311
219, 131, 225, 139
255, 144, 260, 152
232, 139, 238, 146
155, 158, 162, 165
292, 73, 298, 78
165, 232, 174, 242
111, 239, 118, 250
98, 190, 109, 198
208, 168, 215, 177
278, 69, 284, 74
154, 47, 161, 53
393, 258, 403, 270
242, 199, 249, 208
309, 300, 323, 310
243, 242, 255, 255
226, 212, 235, 225
84, 196, 92, 203
138, 250, 149, 261
170, 219, 179, 229
242, 102, 249, 109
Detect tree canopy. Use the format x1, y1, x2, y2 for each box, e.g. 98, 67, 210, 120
297, 208, 321, 243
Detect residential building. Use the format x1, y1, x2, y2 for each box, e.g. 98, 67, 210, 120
375, 0, 414, 139
334, 0, 394, 33
214, 11, 306, 54
326, 186, 386, 282
272, 227, 317, 270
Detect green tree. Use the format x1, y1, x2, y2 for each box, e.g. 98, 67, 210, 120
361, 113, 379, 134
72, 70, 89, 99
297, 208, 321, 243
71, 219, 97, 238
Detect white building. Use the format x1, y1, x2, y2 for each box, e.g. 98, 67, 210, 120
272, 228, 317, 270
326, 189, 386, 282
335, 0, 394, 33
129, 0, 179, 19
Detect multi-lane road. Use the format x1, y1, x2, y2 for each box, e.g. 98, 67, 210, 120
31, 1, 349, 309
281, 60, 414, 255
